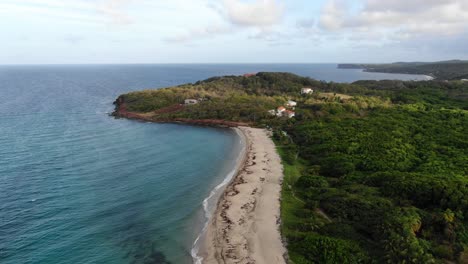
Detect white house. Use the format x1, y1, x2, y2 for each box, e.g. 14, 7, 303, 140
283, 110, 295, 118
268, 109, 276, 116
287, 100, 297, 107
461, 79, 468, 82
276, 106, 286, 117
301, 88, 314, 94
184, 99, 198, 105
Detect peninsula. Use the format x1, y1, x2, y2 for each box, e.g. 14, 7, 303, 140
113, 72, 468, 263
338, 60, 468, 80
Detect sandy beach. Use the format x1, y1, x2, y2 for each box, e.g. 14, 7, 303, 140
200, 126, 286, 264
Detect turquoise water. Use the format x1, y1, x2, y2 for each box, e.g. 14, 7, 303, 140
0, 64, 430, 264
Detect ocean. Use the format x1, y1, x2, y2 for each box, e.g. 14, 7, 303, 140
0, 64, 430, 264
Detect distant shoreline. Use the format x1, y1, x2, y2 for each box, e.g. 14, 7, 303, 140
338, 64, 434, 80
360, 69, 434, 80
337, 61, 468, 80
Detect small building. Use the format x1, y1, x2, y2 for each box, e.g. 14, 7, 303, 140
287, 100, 297, 107
461, 79, 468, 82
184, 99, 198, 105
243, 73, 256, 77
276, 106, 286, 117
283, 110, 295, 118
301, 88, 314, 94
268, 109, 276, 116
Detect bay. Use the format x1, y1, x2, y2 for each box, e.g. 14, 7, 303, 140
0, 64, 429, 264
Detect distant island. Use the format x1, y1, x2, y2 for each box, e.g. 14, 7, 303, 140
113, 73, 468, 263
338, 60, 468, 80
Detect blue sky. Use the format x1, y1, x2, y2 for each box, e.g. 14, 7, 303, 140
1, 0, 467, 64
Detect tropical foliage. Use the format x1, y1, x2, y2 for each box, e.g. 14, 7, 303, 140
116, 72, 468, 263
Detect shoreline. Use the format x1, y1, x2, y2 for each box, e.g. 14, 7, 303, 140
111, 105, 287, 263
199, 127, 286, 264
360, 69, 435, 80
191, 127, 248, 264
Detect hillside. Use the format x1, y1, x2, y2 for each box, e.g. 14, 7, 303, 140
338, 60, 468, 80
113, 72, 468, 263
114, 72, 468, 123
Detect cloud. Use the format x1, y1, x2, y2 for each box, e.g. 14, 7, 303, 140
311, 0, 468, 59
221, 0, 284, 28
97, 0, 134, 25
166, 0, 285, 44
249, 30, 289, 43
63, 35, 85, 44
319, 0, 468, 38
0, 0, 137, 25
318, 0, 347, 31
296, 18, 315, 29
364, 0, 459, 13
164, 24, 233, 43
0, 1, 106, 24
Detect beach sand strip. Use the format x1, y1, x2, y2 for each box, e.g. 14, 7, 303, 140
201, 126, 286, 264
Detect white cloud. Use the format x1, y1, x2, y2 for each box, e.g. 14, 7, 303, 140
364, 0, 459, 13
166, 0, 285, 44
0, 1, 105, 24
296, 18, 315, 29
164, 24, 233, 43
0, 0, 140, 25
222, 0, 284, 28
318, 0, 347, 31
319, 0, 468, 38
97, 0, 134, 25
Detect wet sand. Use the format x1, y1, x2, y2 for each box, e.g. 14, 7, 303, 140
200, 127, 286, 264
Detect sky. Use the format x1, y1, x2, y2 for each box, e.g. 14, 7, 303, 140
1, 0, 468, 64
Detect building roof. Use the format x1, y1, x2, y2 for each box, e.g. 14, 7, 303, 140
277, 106, 286, 111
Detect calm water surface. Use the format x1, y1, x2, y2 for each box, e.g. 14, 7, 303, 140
0, 64, 430, 264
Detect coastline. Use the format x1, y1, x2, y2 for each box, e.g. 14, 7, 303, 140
112, 98, 250, 128
191, 127, 248, 264
199, 127, 286, 264
359, 69, 435, 80
112, 99, 287, 263
361, 69, 435, 80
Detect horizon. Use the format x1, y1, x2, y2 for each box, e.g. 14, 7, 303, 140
1, 59, 467, 66
2, 0, 468, 64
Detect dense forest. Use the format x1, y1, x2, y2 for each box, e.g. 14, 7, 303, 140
115, 72, 468, 263
338, 60, 468, 80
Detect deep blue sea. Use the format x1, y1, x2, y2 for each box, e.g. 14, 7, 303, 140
0, 64, 430, 264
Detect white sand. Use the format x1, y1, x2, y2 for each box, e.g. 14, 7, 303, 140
200, 127, 286, 264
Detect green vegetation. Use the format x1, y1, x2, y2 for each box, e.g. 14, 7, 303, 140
279, 108, 467, 263
115, 72, 468, 263
338, 60, 468, 80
